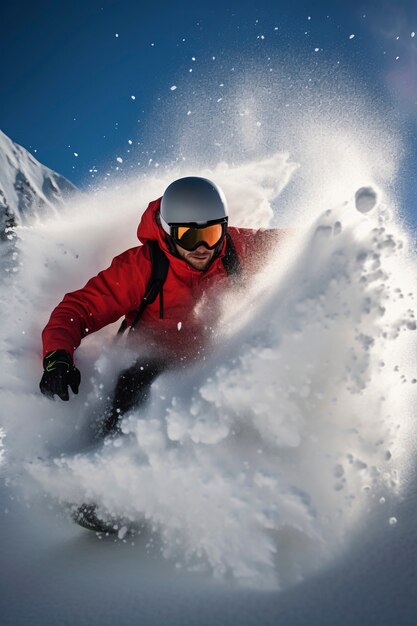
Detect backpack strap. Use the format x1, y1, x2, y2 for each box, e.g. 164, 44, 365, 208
117, 232, 241, 337
116, 240, 169, 336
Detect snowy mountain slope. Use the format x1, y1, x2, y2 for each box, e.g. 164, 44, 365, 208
0, 130, 76, 238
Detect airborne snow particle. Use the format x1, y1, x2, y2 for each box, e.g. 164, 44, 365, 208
355, 186, 378, 213
187, 111, 191, 116
128, 140, 133, 145
389, 517, 398, 526
131, 95, 136, 100
333, 464, 344, 478
118, 526, 128, 540
170, 85, 177, 91
115, 33, 119, 38
314, 47, 320, 52
412, 32, 416, 38
116, 157, 123, 163
177, 322, 182, 331
349, 34, 355, 39
73, 152, 79, 157
191, 56, 196, 61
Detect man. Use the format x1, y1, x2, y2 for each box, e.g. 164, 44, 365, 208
40, 176, 283, 433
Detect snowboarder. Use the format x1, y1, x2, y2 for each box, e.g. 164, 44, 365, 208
39, 176, 284, 431
39, 176, 286, 531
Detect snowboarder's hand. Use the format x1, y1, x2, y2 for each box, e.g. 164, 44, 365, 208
39, 350, 81, 401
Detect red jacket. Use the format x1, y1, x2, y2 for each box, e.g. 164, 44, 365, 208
42, 198, 285, 362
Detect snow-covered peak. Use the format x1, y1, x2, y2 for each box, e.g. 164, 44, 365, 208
0, 130, 77, 236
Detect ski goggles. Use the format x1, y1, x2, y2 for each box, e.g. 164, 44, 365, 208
169, 219, 227, 251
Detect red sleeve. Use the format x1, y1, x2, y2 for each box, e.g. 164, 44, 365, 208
229, 227, 291, 274
41, 246, 150, 359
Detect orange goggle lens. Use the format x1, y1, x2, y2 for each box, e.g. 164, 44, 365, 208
176, 223, 224, 251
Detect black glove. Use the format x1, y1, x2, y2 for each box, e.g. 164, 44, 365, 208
39, 350, 81, 401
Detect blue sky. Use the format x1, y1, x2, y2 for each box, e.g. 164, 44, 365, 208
1, 0, 417, 221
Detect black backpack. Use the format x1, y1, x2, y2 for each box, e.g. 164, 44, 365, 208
117, 232, 242, 336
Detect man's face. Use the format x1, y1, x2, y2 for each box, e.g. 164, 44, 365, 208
174, 242, 215, 271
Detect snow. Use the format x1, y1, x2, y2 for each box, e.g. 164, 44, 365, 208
1, 98, 417, 623
355, 186, 378, 213
0, 130, 76, 233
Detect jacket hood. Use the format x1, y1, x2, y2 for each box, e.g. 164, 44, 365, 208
137, 197, 227, 274
137, 197, 165, 245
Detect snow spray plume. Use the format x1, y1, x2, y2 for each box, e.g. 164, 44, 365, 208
1, 65, 416, 589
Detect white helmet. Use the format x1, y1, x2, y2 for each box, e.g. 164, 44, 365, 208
159, 176, 228, 251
